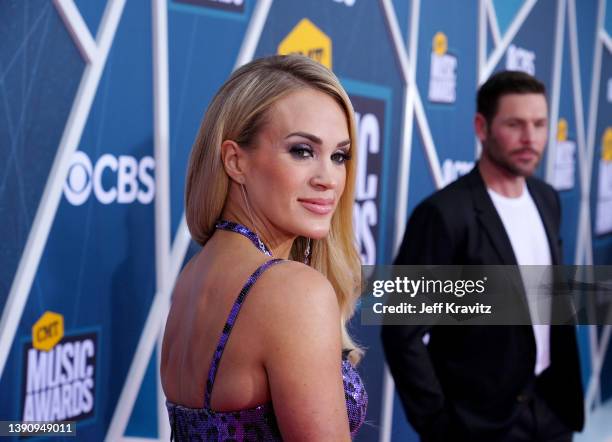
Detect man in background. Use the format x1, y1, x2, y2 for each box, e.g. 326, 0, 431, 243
382, 71, 583, 442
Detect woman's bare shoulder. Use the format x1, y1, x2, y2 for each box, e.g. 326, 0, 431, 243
257, 260, 337, 308
251, 260, 349, 440
249, 260, 341, 345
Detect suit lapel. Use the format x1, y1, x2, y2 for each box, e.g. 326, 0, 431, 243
467, 167, 532, 327
467, 168, 518, 265
526, 179, 561, 265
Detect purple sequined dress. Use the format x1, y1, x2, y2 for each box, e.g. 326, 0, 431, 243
165, 221, 368, 441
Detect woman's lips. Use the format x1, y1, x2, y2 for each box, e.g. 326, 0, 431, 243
298, 198, 335, 215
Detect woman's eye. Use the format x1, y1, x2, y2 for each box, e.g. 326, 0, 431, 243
289, 145, 314, 159
331, 151, 351, 164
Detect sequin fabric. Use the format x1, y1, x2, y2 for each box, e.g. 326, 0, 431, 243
166, 221, 367, 440
342, 355, 368, 435
166, 401, 282, 441
215, 220, 273, 256
167, 357, 367, 441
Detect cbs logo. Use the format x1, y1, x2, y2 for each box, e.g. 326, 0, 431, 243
63, 151, 155, 206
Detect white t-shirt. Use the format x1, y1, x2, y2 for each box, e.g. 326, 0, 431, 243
488, 186, 552, 376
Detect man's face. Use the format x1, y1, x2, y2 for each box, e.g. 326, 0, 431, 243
476, 93, 548, 177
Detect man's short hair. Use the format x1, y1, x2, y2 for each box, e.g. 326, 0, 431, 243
477, 70, 546, 123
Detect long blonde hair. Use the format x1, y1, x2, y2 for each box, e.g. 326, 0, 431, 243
185, 55, 363, 362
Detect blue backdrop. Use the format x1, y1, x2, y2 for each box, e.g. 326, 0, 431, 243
1, 0, 611, 440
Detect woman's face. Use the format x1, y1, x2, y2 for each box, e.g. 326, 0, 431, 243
243, 87, 350, 240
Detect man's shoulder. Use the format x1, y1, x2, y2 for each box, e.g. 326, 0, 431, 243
417, 170, 476, 213
398, 171, 479, 265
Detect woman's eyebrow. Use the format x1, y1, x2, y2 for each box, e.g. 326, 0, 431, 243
286, 131, 350, 147
285, 131, 322, 144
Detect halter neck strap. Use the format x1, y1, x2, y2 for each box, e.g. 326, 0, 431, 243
204, 258, 284, 408
215, 220, 273, 257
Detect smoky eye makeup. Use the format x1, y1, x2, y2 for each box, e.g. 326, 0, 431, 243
286, 136, 351, 164
288, 143, 314, 159
331, 149, 352, 164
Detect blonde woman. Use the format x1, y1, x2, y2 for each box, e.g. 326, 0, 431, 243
161, 54, 367, 441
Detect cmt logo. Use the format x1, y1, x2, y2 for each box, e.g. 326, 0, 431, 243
278, 18, 332, 69
63, 151, 155, 206
32, 311, 64, 352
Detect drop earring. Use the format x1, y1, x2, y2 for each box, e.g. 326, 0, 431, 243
304, 237, 311, 265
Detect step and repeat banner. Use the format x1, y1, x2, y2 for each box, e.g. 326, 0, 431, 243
0, 0, 611, 440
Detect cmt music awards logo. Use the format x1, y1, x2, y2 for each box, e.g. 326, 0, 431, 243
428, 32, 457, 104
551, 118, 576, 191
63, 150, 155, 206
596, 127, 612, 235
21, 312, 97, 423
351, 94, 385, 265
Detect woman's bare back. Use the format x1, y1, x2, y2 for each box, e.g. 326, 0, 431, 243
161, 232, 272, 411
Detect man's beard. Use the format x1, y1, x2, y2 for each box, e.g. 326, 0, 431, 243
483, 137, 542, 177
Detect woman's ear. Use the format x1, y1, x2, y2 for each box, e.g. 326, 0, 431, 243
221, 140, 246, 184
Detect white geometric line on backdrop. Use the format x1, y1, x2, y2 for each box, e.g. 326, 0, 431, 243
53, 0, 98, 63
583, 0, 609, 418
380, 0, 442, 438
151, 0, 172, 439
544, 0, 567, 183
480, 0, 537, 83
485, 0, 502, 48
576, 0, 605, 268
0, 0, 126, 383
105, 1, 274, 439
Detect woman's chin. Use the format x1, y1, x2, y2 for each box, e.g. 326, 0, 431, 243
302, 224, 332, 240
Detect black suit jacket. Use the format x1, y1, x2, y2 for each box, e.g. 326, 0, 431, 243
381, 166, 583, 442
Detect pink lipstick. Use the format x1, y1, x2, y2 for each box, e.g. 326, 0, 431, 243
298, 198, 334, 215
